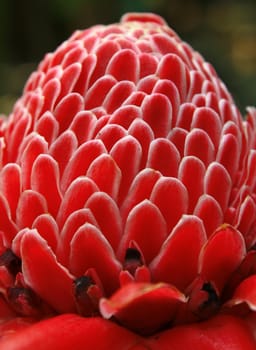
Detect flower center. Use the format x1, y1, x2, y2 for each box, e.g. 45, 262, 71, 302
124, 248, 143, 275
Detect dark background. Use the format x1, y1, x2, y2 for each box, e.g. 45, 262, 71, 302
0, 0, 255, 115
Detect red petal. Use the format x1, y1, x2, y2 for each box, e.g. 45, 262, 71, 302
50, 41, 80, 67
20, 134, 48, 189
0, 195, 17, 244
229, 275, 256, 310
245, 150, 256, 190
176, 102, 196, 130
85, 192, 122, 252
193, 194, 223, 237
109, 105, 142, 129
146, 138, 180, 177
90, 40, 120, 84
106, 49, 139, 83
184, 129, 215, 166
0, 164, 21, 219
103, 81, 136, 114
141, 94, 172, 138
49, 130, 78, 177
0, 295, 17, 319
152, 79, 180, 126
73, 54, 97, 96
69, 223, 121, 295
119, 200, 167, 264
138, 75, 157, 94
95, 124, 127, 151
178, 156, 205, 213
54, 93, 84, 133
84, 75, 117, 110
236, 196, 256, 242
20, 230, 76, 313
57, 208, 98, 265
199, 225, 246, 292
191, 107, 222, 149
57, 177, 98, 229
31, 154, 62, 216
100, 282, 186, 335
124, 91, 146, 107
8, 110, 31, 162
41, 65, 62, 84
35, 111, 59, 145
217, 133, 240, 181
139, 52, 158, 78
41, 78, 61, 114
204, 162, 232, 213
16, 190, 47, 229
121, 12, 167, 25
61, 140, 106, 191
61, 46, 85, 68
121, 168, 161, 222
0, 315, 141, 350
150, 215, 207, 290
32, 214, 59, 253
69, 111, 97, 145
149, 314, 256, 350
193, 91, 208, 107
167, 127, 188, 156
150, 177, 188, 233
156, 54, 189, 100
187, 71, 205, 100
87, 154, 121, 200
57, 63, 82, 102
1, 314, 256, 349
110, 136, 142, 205
23, 91, 43, 122
128, 119, 154, 168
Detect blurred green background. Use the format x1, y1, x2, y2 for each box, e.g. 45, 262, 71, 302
0, 0, 255, 115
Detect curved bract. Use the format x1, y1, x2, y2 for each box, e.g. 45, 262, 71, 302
0, 12, 256, 349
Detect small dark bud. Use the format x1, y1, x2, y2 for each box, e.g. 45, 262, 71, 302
0, 249, 21, 275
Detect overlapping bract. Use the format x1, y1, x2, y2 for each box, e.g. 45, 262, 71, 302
0, 12, 256, 348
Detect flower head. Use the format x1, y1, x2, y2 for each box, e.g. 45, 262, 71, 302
0, 12, 256, 349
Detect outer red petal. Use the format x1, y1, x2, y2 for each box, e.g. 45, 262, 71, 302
69, 223, 121, 295
119, 200, 167, 264
0, 315, 141, 350
199, 225, 246, 292
1, 314, 255, 350
100, 282, 186, 335
150, 215, 207, 290
228, 275, 256, 310
148, 314, 256, 350
20, 230, 76, 313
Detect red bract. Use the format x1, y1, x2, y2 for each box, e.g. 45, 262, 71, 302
0, 12, 256, 349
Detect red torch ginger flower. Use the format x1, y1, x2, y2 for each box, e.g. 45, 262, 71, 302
0, 12, 256, 349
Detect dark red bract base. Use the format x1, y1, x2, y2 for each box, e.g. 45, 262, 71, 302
0, 314, 256, 350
